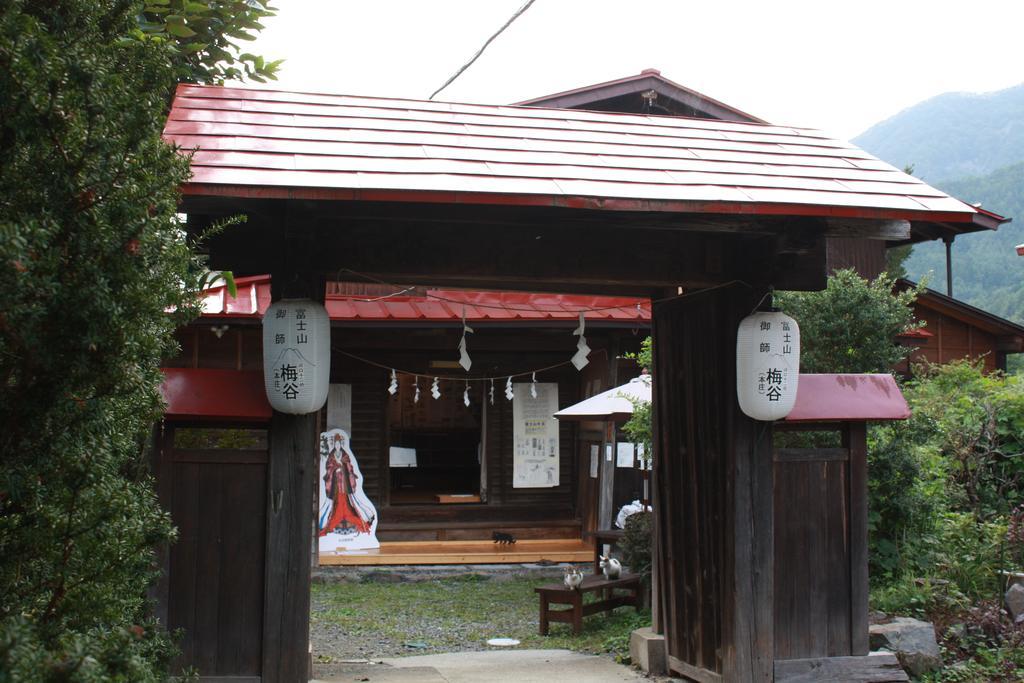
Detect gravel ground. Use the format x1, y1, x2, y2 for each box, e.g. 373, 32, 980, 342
309, 564, 651, 680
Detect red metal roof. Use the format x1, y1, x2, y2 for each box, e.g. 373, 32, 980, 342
201, 276, 651, 324
164, 84, 996, 228
161, 368, 271, 420
784, 374, 910, 422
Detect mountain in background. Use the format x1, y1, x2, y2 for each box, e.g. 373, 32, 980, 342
905, 165, 1024, 324
854, 84, 1024, 183
853, 85, 1024, 329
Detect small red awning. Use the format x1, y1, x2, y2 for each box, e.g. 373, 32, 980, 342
784, 373, 909, 423
161, 368, 271, 421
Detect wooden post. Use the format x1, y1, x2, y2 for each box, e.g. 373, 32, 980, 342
262, 259, 323, 682
596, 337, 619, 531
652, 283, 773, 682
845, 422, 870, 656
944, 236, 954, 297
480, 391, 488, 503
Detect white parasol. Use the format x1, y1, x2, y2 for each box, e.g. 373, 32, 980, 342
553, 374, 651, 423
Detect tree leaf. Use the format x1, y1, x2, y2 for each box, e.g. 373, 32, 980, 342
165, 22, 197, 38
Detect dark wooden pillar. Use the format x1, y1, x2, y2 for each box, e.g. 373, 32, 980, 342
262, 265, 324, 682
652, 283, 773, 682
596, 337, 620, 531
944, 236, 955, 297
845, 422, 870, 656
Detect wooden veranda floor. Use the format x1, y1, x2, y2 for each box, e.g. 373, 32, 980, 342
319, 539, 594, 566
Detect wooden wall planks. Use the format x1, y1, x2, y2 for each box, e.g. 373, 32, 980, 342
652, 283, 772, 681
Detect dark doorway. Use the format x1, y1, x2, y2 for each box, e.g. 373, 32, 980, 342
386, 378, 483, 505
163, 426, 269, 681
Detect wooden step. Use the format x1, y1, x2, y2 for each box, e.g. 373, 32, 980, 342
319, 539, 593, 566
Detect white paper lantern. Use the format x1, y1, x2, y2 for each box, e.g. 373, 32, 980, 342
736, 311, 800, 421
262, 298, 331, 414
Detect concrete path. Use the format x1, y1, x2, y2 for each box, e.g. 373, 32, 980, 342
315, 649, 646, 682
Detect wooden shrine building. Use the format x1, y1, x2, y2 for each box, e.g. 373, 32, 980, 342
895, 279, 1024, 374
158, 72, 1007, 682
163, 276, 650, 565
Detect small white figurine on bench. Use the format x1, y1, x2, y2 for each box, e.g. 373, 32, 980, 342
599, 555, 621, 580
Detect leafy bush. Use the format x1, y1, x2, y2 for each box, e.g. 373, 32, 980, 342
0, 1, 274, 678
620, 511, 652, 585
775, 268, 920, 373
868, 419, 946, 579
908, 361, 1024, 518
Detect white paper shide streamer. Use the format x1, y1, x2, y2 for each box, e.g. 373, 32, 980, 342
736, 311, 800, 421
431, 376, 441, 400
413, 377, 421, 403
463, 381, 470, 407
387, 368, 398, 395
530, 371, 537, 399
458, 307, 474, 371
505, 376, 514, 400
571, 311, 591, 370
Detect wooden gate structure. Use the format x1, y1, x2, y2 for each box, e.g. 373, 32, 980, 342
161, 83, 1003, 681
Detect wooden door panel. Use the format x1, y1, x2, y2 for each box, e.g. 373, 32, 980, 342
167, 436, 267, 679
774, 455, 852, 660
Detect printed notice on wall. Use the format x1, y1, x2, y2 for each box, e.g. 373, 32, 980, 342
326, 384, 352, 435
512, 382, 559, 488
616, 442, 636, 468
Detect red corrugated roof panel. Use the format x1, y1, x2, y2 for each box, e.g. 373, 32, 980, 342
161, 368, 271, 421
163, 84, 1001, 229
784, 374, 910, 422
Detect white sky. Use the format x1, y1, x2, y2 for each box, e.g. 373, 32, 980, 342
251, 0, 1024, 140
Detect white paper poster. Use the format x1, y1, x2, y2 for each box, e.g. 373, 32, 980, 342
589, 444, 599, 479
512, 382, 559, 488
326, 383, 352, 434
318, 429, 379, 553
616, 442, 636, 468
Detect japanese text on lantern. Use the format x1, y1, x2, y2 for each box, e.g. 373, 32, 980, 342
755, 319, 793, 402
270, 306, 312, 401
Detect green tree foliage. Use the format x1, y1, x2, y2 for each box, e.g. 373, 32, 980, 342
136, 0, 282, 84
620, 337, 652, 462
0, 1, 273, 678
885, 244, 912, 280
870, 361, 1024, 586
775, 269, 921, 373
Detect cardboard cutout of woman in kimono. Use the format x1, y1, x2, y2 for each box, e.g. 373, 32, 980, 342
318, 429, 379, 551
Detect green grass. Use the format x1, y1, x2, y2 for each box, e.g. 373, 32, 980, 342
311, 573, 651, 663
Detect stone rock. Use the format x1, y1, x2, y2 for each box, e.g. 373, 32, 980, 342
869, 617, 942, 678
1007, 583, 1024, 623
629, 627, 666, 676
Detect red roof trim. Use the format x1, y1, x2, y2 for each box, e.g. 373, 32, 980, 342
179, 182, 985, 225
161, 368, 271, 421
199, 276, 651, 323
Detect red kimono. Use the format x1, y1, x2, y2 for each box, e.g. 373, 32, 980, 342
319, 450, 371, 535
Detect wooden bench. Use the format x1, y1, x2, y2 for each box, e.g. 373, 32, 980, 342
535, 572, 642, 635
